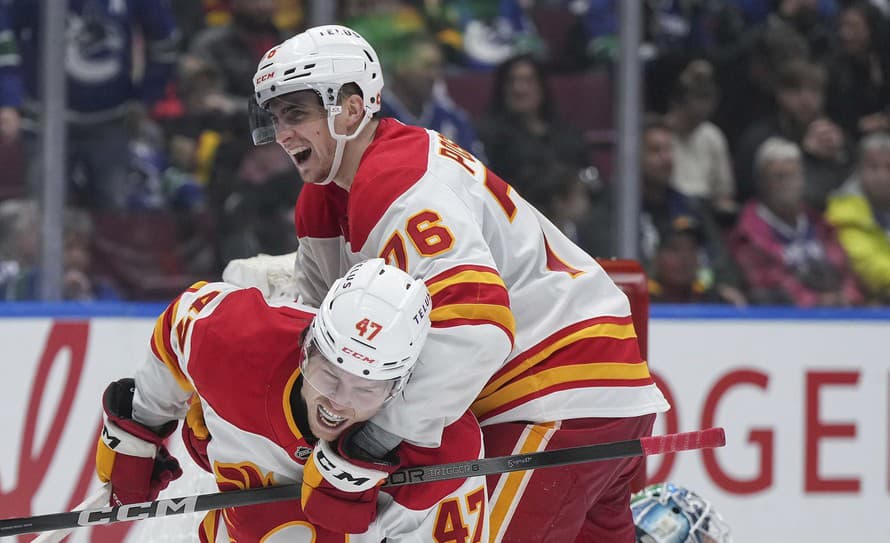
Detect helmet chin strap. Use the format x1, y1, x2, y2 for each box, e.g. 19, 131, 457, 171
319, 106, 373, 186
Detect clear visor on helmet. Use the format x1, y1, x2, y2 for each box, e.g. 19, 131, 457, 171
300, 335, 401, 411
249, 92, 331, 146
248, 95, 276, 146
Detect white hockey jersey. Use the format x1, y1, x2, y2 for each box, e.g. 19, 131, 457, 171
293, 118, 670, 447
131, 281, 488, 542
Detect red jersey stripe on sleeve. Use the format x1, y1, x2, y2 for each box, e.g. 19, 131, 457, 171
473, 371, 655, 423
425, 264, 502, 286
429, 303, 515, 346
426, 266, 507, 297
480, 316, 639, 398
150, 296, 194, 393
425, 264, 515, 346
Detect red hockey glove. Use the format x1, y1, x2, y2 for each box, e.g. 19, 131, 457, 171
182, 395, 212, 473
301, 424, 401, 534
95, 378, 182, 506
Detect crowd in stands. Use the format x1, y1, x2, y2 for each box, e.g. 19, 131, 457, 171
0, 0, 888, 308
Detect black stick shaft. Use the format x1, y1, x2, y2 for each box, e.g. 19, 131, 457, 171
0, 428, 723, 537
384, 439, 642, 487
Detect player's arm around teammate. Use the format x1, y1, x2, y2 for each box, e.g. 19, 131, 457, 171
94, 259, 489, 542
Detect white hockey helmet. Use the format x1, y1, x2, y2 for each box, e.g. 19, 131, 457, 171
305, 259, 431, 399
631, 483, 732, 543
249, 25, 384, 184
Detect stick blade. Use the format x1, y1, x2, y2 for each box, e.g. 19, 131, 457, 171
640, 427, 725, 456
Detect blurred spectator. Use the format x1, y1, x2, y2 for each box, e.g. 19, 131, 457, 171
211, 141, 300, 264
732, 0, 839, 25
417, 0, 544, 70
154, 54, 240, 201
760, 0, 835, 61
187, 0, 291, 261
638, 116, 746, 305
272, 0, 304, 35
170, 0, 208, 49
729, 137, 863, 306
188, 0, 284, 103
477, 53, 589, 200
586, 115, 745, 303
0, 199, 119, 300
825, 132, 890, 303
649, 221, 726, 303
342, 0, 427, 50
0, 0, 179, 210
525, 161, 605, 256
376, 31, 485, 157
825, 0, 890, 139
126, 138, 205, 211
665, 59, 737, 217
575, 0, 745, 65
712, 21, 809, 148
734, 59, 851, 209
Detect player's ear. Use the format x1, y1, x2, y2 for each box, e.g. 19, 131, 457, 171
346, 94, 365, 121
345, 94, 366, 130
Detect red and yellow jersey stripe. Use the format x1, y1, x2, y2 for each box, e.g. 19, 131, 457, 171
149, 281, 209, 393
425, 264, 515, 348
471, 315, 652, 422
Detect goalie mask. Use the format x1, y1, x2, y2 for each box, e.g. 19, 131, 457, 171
301, 258, 431, 411
631, 483, 732, 543
249, 25, 383, 185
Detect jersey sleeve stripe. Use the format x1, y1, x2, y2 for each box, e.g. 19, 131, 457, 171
474, 377, 656, 423
430, 317, 516, 348
430, 281, 510, 310
480, 317, 638, 397
425, 263, 503, 285
426, 268, 506, 297
187, 281, 209, 292
429, 303, 516, 345
471, 362, 654, 420
150, 298, 194, 393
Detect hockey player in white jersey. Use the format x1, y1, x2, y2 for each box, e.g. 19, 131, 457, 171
241, 24, 670, 541
94, 259, 488, 542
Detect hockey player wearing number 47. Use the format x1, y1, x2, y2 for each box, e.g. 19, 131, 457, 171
94, 259, 490, 542
230, 23, 671, 543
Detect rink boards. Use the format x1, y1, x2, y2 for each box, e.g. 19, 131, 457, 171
0, 304, 888, 542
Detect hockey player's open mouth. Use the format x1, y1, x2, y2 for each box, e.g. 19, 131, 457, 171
293, 148, 311, 164
317, 404, 347, 428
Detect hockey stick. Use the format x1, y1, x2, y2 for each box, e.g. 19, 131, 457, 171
0, 427, 724, 537
30, 485, 111, 543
